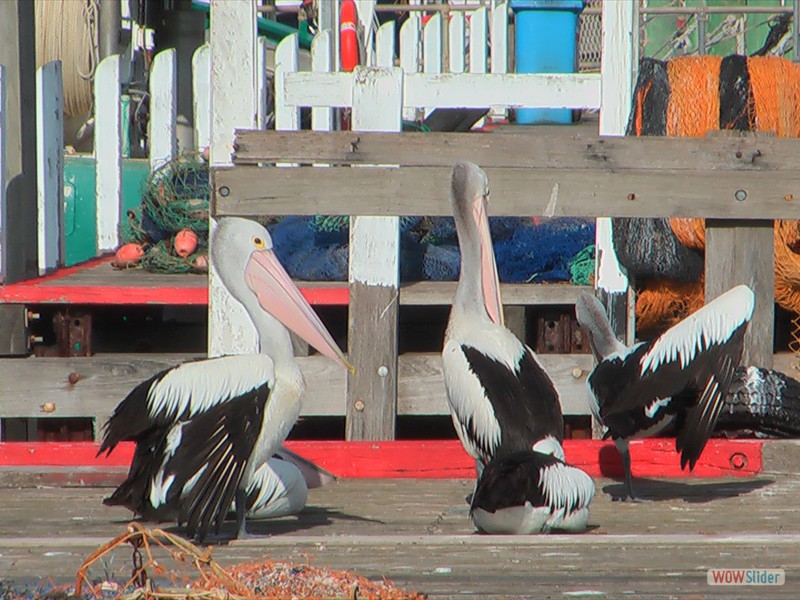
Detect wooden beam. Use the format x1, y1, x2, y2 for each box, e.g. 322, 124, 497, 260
705, 219, 775, 369
230, 130, 800, 170
0, 353, 598, 427
346, 66, 404, 442
0, 305, 28, 356
213, 164, 800, 219
283, 71, 601, 110
149, 49, 177, 172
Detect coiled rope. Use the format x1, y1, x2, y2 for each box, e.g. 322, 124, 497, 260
35, 0, 100, 117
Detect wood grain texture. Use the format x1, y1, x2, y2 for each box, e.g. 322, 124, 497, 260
0, 352, 606, 431
705, 219, 775, 369
346, 282, 399, 440
214, 164, 800, 218
231, 130, 800, 170
0, 305, 28, 356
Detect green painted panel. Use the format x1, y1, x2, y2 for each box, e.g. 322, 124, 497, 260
63, 156, 150, 266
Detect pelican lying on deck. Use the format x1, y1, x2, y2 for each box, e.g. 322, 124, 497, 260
99, 217, 350, 541
442, 161, 594, 533
575, 286, 754, 501
470, 439, 595, 535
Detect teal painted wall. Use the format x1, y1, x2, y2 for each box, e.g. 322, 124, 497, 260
63, 156, 150, 266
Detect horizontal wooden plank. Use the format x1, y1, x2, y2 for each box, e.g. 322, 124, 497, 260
0, 257, 585, 307
214, 165, 800, 218
0, 439, 764, 478
232, 130, 800, 170
0, 353, 596, 425
400, 282, 590, 305
284, 71, 601, 110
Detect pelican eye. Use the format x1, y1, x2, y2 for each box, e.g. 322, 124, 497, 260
252, 236, 266, 249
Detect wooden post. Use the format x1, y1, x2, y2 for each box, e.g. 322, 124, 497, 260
592, 0, 638, 437
490, 2, 509, 121
36, 61, 64, 275
346, 66, 403, 441
149, 49, 177, 173
469, 6, 488, 74
0, 64, 5, 283
596, 0, 637, 346
423, 13, 442, 117
705, 220, 774, 369
0, 0, 37, 286
311, 30, 334, 131
94, 54, 122, 254
449, 12, 465, 74
208, 0, 258, 358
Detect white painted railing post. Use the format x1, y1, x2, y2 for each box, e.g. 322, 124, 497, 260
94, 54, 122, 254
399, 14, 421, 122
149, 48, 177, 173
423, 13, 442, 117
490, 2, 509, 121
449, 11, 465, 73
209, 0, 258, 358
192, 43, 211, 151
275, 34, 300, 131
36, 60, 64, 274
347, 66, 403, 441
312, 30, 334, 131
469, 6, 488, 74
376, 21, 396, 70
257, 36, 270, 130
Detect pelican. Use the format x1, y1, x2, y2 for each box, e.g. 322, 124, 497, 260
575, 285, 754, 501
98, 217, 351, 541
441, 161, 565, 469
470, 438, 595, 534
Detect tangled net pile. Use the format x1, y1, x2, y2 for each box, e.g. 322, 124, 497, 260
116, 154, 210, 274
45, 523, 427, 600
619, 54, 800, 354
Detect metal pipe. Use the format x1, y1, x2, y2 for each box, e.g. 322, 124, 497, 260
99, 0, 121, 59
256, 2, 497, 14
696, 9, 707, 56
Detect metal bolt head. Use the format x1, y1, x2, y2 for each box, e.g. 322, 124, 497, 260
571, 367, 582, 379
354, 399, 365, 411
734, 189, 747, 202
218, 185, 230, 198
41, 402, 56, 413
730, 452, 747, 469
377, 366, 389, 377
68, 372, 81, 385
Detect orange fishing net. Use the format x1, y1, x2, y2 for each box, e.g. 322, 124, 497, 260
631, 54, 800, 357
665, 55, 723, 137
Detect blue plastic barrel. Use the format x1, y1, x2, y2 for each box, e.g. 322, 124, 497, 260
510, 0, 584, 125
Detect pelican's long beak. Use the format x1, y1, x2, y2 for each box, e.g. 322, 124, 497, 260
245, 249, 355, 373
472, 197, 503, 326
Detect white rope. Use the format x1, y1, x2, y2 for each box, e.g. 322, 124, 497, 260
35, 0, 101, 117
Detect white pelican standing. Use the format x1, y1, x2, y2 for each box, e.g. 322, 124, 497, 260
442, 162, 593, 533
575, 285, 754, 501
98, 217, 351, 541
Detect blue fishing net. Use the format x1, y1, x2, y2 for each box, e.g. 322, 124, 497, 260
269, 215, 595, 283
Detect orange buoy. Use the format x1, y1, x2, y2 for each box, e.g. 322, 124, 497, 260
174, 229, 199, 258
111, 243, 146, 268
340, 0, 359, 72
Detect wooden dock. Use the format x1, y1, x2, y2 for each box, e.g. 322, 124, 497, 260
2, 441, 800, 599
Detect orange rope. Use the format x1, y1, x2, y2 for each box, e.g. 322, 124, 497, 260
665, 55, 723, 137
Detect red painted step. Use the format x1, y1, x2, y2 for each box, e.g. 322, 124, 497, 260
0, 439, 763, 479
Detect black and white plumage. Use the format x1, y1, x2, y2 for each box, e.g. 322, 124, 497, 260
442, 162, 564, 470
575, 285, 755, 500
470, 437, 595, 534
99, 217, 350, 541
717, 365, 800, 438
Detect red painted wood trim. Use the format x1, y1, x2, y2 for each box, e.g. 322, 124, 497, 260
0, 258, 350, 306
0, 439, 763, 478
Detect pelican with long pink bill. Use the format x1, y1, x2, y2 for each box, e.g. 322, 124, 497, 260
441, 162, 566, 471
98, 217, 351, 541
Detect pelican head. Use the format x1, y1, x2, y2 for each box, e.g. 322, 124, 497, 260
211, 217, 353, 372
450, 161, 503, 326
575, 292, 626, 362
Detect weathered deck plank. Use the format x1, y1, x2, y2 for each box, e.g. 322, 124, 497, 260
1, 474, 800, 598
